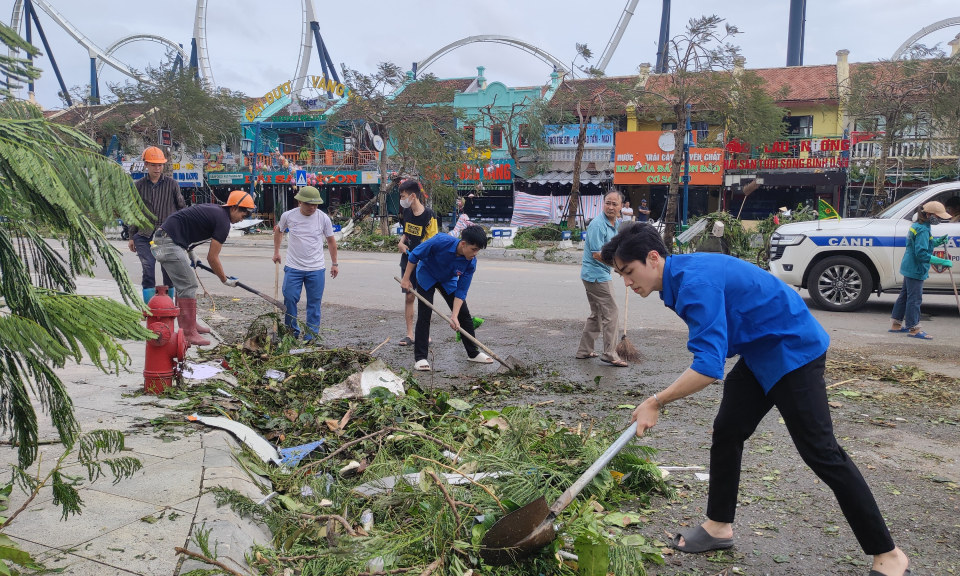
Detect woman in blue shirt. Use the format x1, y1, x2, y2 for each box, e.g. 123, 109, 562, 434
600, 222, 909, 576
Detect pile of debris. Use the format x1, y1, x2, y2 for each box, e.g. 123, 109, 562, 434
169, 323, 672, 576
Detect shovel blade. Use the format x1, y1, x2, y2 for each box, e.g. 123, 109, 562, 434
479, 497, 556, 566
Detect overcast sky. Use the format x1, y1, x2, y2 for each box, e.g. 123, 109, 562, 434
6, 0, 959, 110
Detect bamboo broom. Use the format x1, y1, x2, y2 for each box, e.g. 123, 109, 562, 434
616, 288, 641, 363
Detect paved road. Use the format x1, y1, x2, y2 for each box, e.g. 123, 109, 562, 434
98, 240, 960, 356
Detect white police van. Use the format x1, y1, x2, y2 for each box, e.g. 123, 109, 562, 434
768, 182, 960, 312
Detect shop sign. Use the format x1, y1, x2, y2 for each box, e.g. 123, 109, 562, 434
245, 76, 347, 121
544, 124, 614, 148
221, 171, 361, 185
725, 157, 851, 170
268, 114, 327, 123
724, 137, 851, 170
173, 168, 204, 187
453, 160, 513, 183
614, 131, 723, 186
361, 171, 379, 184
209, 173, 245, 185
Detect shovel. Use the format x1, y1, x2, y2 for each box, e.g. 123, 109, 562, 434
195, 262, 286, 311
393, 276, 524, 372
479, 421, 639, 566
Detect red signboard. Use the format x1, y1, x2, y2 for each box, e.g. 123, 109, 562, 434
614, 131, 723, 186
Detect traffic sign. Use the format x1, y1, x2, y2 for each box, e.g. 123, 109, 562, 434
295, 170, 308, 186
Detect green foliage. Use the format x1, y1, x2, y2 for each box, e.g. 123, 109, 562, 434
512, 224, 584, 250
109, 61, 247, 151
0, 27, 155, 469
0, 23, 40, 99
172, 343, 671, 575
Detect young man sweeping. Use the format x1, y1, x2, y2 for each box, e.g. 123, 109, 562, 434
602, 222, 910, 576
273, 186, 339, 341
399, 225, 492, 371
397, 180, 437, 347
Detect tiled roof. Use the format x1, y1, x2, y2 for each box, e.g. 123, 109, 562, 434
643, 64, 840, 105
547, 75, 637, 113
398, 78, 475, 105
750, 64, 838, 103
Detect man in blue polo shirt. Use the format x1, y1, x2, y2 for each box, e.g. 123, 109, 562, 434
577, 190, 627, 366
400, 225, 493, 371
600, 222, 909, 576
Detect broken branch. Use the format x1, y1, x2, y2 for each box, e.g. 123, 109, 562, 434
426, 470, 462, 529
299, 513, 358, 536
410, 455, 506, 513
174, 547, 248, 576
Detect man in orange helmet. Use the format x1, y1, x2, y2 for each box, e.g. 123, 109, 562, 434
152, 190, 254, 346
128, 146, 185, 304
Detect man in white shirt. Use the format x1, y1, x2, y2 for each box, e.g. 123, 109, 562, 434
273, 186, 339, 340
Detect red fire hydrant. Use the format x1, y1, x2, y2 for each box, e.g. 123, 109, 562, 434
143, 286, 189, 394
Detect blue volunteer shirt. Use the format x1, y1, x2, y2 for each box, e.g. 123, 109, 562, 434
660, 253, 830, 393
581, 215, 618, 282
407, 233, 476, 300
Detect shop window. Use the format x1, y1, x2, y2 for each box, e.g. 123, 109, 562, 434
463, 126, 475, 143
491, 127, 503, 148
518, 124, 530, 148
661, 122, 677, 131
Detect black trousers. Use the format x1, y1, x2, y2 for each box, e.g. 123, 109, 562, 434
414, 282, 478, 362
708, 354, 895, 556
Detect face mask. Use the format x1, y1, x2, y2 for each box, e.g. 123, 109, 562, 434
400, 198, 412, 209
929, 216, 942, 226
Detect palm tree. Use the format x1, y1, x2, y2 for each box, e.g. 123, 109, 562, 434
0, 23, 153, 468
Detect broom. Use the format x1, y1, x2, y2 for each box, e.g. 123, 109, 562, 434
616, 289, 641, 363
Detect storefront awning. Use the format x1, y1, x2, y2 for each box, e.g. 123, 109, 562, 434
530, 171, 612, 185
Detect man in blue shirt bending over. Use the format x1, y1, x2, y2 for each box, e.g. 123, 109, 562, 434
601, 223, 909, 576
400, 225, 493, 372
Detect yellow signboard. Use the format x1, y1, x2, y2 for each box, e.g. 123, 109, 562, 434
244, 76, 347, 121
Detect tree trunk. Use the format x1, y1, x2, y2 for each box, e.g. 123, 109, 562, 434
378, 140, 390, 236
566, 119, 590, 230
872, 132, 894, 214
662, 107, 687, 248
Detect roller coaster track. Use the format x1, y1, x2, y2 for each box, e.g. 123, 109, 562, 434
96, 34, 190, 80
892, 16, 960, 59
417, 35, 568, 76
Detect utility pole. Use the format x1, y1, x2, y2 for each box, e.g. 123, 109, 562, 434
682, 103, 691, 225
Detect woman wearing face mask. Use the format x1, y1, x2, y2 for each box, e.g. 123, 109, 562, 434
396, 179, 438, 347
889, 201, 953, 339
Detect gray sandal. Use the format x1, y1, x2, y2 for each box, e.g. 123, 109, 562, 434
670, 525, 734, 553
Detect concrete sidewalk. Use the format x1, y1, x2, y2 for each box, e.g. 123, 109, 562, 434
2, 278, 270, 575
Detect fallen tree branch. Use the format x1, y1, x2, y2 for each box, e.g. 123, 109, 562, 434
826, 378, 858, 390
174, 547, 248, 576
410, 455, 506, 513
299, 513, 358, 536
369, 336, 390, 355
302, 427, 455, 472
358, 569, 419, 576
420, 556, 443, 576
426, 470, 462, 529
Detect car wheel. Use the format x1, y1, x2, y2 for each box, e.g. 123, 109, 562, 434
808, 256, 874, 312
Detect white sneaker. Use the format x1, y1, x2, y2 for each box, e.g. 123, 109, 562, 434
415, 359, 431, 371
468, 352, 493, 364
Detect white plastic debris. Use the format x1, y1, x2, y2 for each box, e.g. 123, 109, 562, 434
320, 360, 405, 403
353, 472, 509, 497
187, 414, 281, 465
182, 362, 224, 380
695, 473, 711, 481
264, 369, 286, 380
339, 460, 362, 476
443, 450, 461, 463
361, 509, 374, 531
301, 486, 315, 497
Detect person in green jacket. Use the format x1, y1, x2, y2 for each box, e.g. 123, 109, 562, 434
890, 201, 953, 340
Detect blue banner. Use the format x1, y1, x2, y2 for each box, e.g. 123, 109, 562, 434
544, 124, 614, 148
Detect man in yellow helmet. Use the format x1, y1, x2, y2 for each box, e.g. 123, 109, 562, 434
127, 146, 185, 303
152, 190, 254, 346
